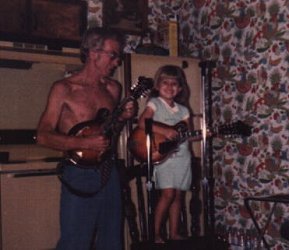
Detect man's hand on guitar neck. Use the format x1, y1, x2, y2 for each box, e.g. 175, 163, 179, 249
119, 100, 139, 121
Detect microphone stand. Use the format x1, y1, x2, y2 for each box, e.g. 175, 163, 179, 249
145, 118, 155, 242
199, 61, 216, 236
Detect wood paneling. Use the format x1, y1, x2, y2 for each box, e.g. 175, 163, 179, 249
0, 162, 60, 250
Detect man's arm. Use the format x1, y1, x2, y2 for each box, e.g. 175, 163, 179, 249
37, 81, 67, 149
37, 81, 109, 152
107, 79, 138, 121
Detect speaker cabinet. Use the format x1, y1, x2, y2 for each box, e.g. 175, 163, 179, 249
0, 162, 60, 250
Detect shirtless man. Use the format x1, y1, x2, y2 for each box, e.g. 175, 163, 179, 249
37, 28, 137, 250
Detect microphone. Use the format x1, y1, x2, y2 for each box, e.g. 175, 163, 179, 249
145, 118, 153, 136
199, 61, 217, 76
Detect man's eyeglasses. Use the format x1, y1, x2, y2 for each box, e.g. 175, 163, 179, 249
96, 49, 121, 60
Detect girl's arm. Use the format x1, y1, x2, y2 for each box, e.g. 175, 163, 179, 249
182, 117, 201, 157
184, 117, 203, 142
138, 106, 178, 140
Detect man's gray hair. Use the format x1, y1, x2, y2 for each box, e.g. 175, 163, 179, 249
80, 27, 125, 63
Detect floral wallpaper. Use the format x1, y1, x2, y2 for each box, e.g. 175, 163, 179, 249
184, 0, 289, 248
86, 0, 289, 248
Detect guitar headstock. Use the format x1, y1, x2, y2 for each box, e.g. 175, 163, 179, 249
131, 76, 154, 99
218, 120, 252, 138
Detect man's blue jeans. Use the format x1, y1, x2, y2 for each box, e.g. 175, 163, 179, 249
56, 162, 122, 250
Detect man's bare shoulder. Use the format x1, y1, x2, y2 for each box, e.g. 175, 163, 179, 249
48, 79, 70, 99
52, 75, 82, 92
106, 77, 122, 89
105, 77, 122, 99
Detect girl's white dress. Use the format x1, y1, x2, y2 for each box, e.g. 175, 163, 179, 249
147, 97, 192, 190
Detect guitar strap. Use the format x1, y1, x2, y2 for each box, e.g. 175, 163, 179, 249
100, 157, 113, 187
56, 158, 114, 198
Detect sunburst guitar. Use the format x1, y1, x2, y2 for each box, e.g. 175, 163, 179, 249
66, 76, 154, 167
128, 120, 252, 164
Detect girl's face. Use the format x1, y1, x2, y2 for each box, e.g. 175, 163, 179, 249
157, 76, 182, 102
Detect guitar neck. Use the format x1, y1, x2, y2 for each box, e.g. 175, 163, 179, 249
113, 96, 134, 118
158, 129, 202, 155
186, 120, 253, 139
164, 121, 247, 143
103, 96, 136, 136
182, 129, 202, 141
110, 77, 153, 124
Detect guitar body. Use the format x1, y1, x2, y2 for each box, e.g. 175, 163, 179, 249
128, 127, 171, 164
67, 111, 113, 167
128, 122, 188, 164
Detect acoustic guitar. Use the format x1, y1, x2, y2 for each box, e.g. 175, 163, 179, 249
128, 120, 252, 164
66, 76, 154, 167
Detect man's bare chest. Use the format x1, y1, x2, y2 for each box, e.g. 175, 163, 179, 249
66, 86, 116, 120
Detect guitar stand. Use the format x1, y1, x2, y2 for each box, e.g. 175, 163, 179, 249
144, 118, 155, 242
244, 194, 289, 250
199, 61, 216, 236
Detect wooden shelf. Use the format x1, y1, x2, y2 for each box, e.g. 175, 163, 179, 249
0, 46, 82, 65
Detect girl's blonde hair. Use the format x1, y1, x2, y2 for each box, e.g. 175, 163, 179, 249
151, 65, 190, 106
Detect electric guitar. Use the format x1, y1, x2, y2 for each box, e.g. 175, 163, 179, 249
128, 120, 252, 164
66, 76, 153, 167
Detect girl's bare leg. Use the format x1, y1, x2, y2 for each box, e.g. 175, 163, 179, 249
154, 188, 175, 243
169, 190, 186, 240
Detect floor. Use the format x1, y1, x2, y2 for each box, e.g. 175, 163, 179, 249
130, 236, 229, 250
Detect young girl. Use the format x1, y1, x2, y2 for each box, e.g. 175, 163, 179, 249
138, 65, 193, 243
